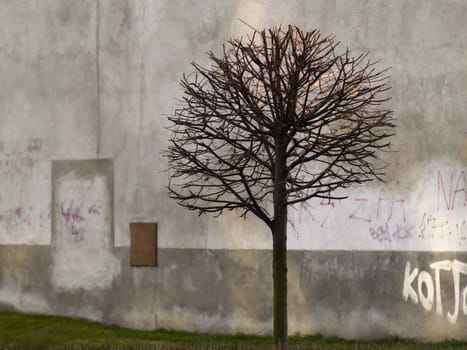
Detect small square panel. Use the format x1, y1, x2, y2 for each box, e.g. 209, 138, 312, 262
130, 223, 157, 266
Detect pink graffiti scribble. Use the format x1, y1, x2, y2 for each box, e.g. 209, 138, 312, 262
71, 225, 85, 241
88, 201, 102, 215
61, 201, 85, 223
348, 198, 371, 222
370, 222, 412, 242
59, 199, 105, 241
61, 202, 72, 222
438, 170, 467, 211
0, 207, 33, 228
319, 198, 335, 228
71, 208, 84, 222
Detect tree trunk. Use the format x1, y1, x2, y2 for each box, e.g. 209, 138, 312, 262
272, 141, 288, 350
272, 207, 288, 349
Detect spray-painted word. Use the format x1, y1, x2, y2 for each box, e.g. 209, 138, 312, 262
403, 260, 467, 324
438, 170, 467, 211
370, 222, 412, 242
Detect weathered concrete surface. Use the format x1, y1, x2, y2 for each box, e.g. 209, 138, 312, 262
95, 0, 467, 250
0, 0, 99, 245
0, 1, 466, 249
1, 0, 467, 341
3, 246, 467, 340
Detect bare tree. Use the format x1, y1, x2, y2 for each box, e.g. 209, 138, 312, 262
166, 24, 394, 349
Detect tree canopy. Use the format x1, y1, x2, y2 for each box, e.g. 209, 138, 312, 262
167, 25, 394, 226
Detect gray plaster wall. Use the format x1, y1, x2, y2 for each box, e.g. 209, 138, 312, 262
1, 0, 467, 340
2, 246, 467, 340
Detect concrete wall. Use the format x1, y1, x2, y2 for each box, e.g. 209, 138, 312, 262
1, 0, 467, 340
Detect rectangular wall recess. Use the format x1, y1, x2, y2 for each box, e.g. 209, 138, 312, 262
130, 222, 157, 266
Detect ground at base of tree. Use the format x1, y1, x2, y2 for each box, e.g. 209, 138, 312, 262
0, 311, 466, 349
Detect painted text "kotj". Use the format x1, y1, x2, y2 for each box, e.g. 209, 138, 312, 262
403, 260, 467, 324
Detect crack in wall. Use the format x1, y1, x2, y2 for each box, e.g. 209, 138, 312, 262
95, 0, 101, 157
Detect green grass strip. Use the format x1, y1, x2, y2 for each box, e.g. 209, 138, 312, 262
2, 311, 467, 349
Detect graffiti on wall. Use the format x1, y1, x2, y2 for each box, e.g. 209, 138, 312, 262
287, 168, 467, 250
0, 206, 33, 228
437, 170, 466, 211
55, 172, 110, 246
0, 140, 464, 251
0, 153, 50, 244
288, 179, 412, 245
403, 260, 467, 324
60, 199, 103, 241
290, 188, 408, 227
414, 170, 467, 247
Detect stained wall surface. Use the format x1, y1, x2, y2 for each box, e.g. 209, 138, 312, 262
1, 0, 467, 340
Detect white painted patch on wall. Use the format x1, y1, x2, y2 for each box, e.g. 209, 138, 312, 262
51, 170, 120, 291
